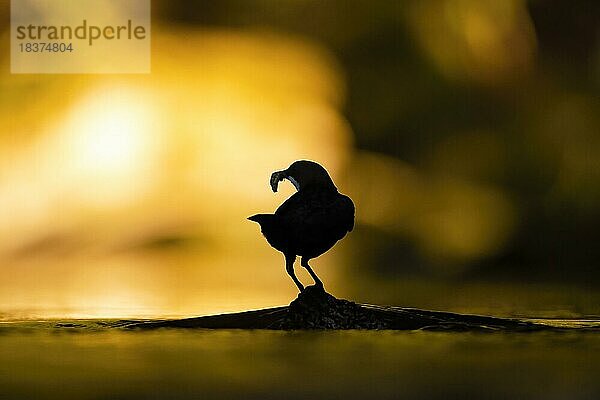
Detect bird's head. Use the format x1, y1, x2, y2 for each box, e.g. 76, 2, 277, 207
270, 160, 337, 193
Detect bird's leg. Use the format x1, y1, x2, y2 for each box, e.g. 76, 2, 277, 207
285, 254, 304, 292
300, 257, 324, 289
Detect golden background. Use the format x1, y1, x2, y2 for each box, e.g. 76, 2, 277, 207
0, 0, 598, 319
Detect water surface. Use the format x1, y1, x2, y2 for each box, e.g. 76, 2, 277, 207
1, 320, 599, 399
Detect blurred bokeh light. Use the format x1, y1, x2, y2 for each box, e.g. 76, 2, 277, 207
0, 0, 598, 318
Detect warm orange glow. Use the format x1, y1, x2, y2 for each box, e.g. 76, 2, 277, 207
0, 5, 596, 319
0, 28, 353, 317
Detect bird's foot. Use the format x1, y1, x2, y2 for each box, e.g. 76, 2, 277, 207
304, 284, 325, 293
309, 279, 325, 291
294, 284, 330, 305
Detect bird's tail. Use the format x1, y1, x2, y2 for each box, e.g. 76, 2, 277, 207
247, 214, 276, 227
248, 214, 285, 250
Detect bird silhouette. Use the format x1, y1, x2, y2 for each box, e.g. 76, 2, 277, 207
248, 160, 355, 292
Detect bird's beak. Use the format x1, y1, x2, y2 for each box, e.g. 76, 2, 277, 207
270, 170, 300, 192
270, 170, 287, 192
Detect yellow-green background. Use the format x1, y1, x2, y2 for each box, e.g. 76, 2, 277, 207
0, 0, 598, 319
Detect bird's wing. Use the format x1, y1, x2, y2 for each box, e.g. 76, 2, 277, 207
273, 192, 303, 218
275, 192, 355, 237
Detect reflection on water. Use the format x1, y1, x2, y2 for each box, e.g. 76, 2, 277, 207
0, 324, 598, 399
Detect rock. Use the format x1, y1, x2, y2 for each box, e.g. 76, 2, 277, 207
124, 288, 590, 331
274, 285, 389, 329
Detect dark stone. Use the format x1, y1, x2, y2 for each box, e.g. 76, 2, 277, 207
274, 285, 389, 329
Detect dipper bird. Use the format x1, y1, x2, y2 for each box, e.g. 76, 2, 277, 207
248, 160, 355, 292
